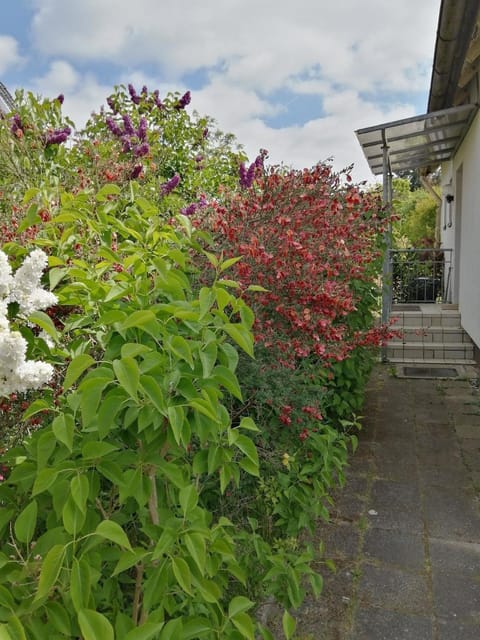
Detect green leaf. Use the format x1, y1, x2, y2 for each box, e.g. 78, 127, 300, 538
35, 544, 65, 602
231, 611, 255, 640
167, 335, 194, 368
96, 183, 121, 201
158, 618, 183, 640
212, 365, 242, 400
234, 435, 259, 468
223, 323, 254, 357
70, 557, 91, 612
0, 625, 13, 640
49, 267, 69, 291
171, 557, 192, 595
78, 609, 114, 640
63, 354, 95, 390
182, 618, 212, 640
62, 494, 86, 535
70, 474, 89, 515
167, 405, 185, 445
21, 399, 51, 420
199, 342, 217, 378
219, 256, 242, 273
228, 596, 255, 618
46, 601, 71, 636
184, 532, 206, 575
32, 468, 58, 496
282, 610, 296, 640
238, 417, 259, 432
3, 617, 26, 640
140, 375, 167, 415
14, 500, 37, 544
178, 484, 198, 517
199, 287, 215, 319
119, 310, 157, 331
82, 441, 119, 459
124, 622, 165, 640
27, 310, 59, 343
95, 520, 133, 551
112, 549, 148, 576
113, 357, 140, 400
52, 413, 74, 452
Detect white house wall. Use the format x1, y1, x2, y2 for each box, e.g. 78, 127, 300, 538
441, 109, 480, 349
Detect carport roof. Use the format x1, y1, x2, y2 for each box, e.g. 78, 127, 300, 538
355, 103, 477, 175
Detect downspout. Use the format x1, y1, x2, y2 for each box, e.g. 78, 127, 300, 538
381, 131, 393, 362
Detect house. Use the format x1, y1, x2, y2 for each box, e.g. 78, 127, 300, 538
356, 0, 480, 366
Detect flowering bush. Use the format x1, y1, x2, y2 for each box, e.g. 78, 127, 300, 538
0, 83, 392, 639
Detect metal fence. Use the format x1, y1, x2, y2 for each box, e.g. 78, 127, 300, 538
389, 248, 452, 304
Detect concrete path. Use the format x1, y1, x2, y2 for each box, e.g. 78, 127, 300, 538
292, 364, 480, 639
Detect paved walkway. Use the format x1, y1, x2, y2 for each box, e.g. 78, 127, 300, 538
286, 364, 480, 639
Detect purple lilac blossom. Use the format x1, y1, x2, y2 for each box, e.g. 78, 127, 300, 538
153, 90, 164, 110
137, 117, 147, 141
56, 94, 64, 105
131, 164, 143, 179
45, 126, 71, 145
141, 85, 148, 96
180, 203, 197, 216
10, 114, 23, 134
128, 84, 140, 105
175, 91, 191, 110
202, 127, 209, 139
106, 117, 123, 137
160, 174, 181, 196
133, 142, 150, 158
106, 96, 118, 114
122, 114, 135, 136
121, 137, 132, 153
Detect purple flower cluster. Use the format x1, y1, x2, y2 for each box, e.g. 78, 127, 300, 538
106, 95, 119, 114
153, 90, 164, 110
175, 91, 191, 110
45, 126, 72, 146
180, 194, 209, 216
130, 164, 143, 179
10, 114, 23, 135
238, 150, 268, 189
55, 94, 64, 105
239, 162, 255, 189
105, 114, 150, 157
128, 84, 141, 105
160, 174, 181, 196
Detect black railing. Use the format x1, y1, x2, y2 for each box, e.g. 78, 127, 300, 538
390, 248, 452, 304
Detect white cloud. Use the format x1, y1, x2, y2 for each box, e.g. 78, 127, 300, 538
23, 0, 441, 181
0, 35, 23, 75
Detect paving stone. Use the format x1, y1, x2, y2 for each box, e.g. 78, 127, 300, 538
316, 520, 361, 560
460, 450, 480, 472
429, 538, 480, 575
456, 424, 480, 438
437, 618, 480, 640
352, 607, 433, 640
455, 412, 480, 426
432, 570, 480, 622
357, 564, 430, 613
363, 527, 426, 571
418, 464, 472, 488
423, 486, 480, 540
368, 479, 423, 532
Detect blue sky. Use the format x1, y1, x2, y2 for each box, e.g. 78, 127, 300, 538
0, 0, 441, 183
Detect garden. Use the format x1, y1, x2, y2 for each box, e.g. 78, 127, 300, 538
0, 84, 394, 639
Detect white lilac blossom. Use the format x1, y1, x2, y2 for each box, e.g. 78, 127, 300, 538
9, 249, 57, 317
0, 249, 57, 396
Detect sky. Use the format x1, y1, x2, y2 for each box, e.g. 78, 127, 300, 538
0, 0, 442, 184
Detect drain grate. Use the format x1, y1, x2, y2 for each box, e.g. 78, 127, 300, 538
402, 366, 459, 379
